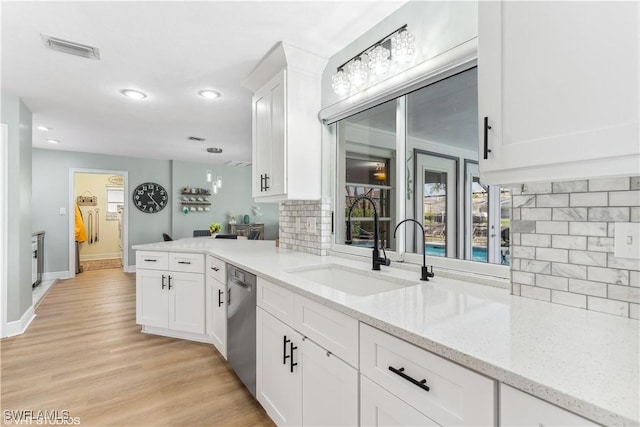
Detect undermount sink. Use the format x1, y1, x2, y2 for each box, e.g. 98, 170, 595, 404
286, 264, 415, 296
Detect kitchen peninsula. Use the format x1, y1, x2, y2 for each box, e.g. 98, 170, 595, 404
133, 238, 639, 426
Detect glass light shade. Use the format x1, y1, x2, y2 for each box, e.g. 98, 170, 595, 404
206, 171, 212, 183
331, 70, 351, 96
346, 58, 368, 88
367, 45, 391, 76
216, 176, 222, 188
212, 183, 218, 194
391, 30, 416, 63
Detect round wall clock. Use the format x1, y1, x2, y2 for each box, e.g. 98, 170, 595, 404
133, 182, 168, 213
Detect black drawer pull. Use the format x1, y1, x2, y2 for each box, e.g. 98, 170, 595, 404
283, 336, 291, 364
290, 342, 297, 373
167, 275, 172, 290
218, 289, 223, 307
211, 266, 220, 271
483, 116, 492, 160
178, 261, 192, 265
144, 259, 157, 262
388, 366, 430, 392
161, 274, 166, 289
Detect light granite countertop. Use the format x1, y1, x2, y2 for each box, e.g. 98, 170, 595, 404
133, 238, 640, 426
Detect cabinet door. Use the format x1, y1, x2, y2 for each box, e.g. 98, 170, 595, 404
256, 308, 302, 426
136, 269, 169, 328
478, 1, 639, 184
253, 85, 271, 197
361, 375, 439, 427
267, 69, 286, 197
168, 272, 205, 334
301, 337, 358, 427
206, 275, 227, 358
500, 384, 598, 427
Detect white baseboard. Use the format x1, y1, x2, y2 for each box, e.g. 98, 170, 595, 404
42, 271, 71, 281
124, 265, 135, 273
4, 305, 35, 338
79, 253, 122, 261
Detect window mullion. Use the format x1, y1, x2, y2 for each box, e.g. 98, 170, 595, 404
395, 96, 407, 260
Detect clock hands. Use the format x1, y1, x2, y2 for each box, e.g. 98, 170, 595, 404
147, 192, 160, 208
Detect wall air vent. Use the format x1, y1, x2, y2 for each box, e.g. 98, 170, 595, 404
41, 34, 100, 60
188, 136, 206, 142
225, 160, 251, 167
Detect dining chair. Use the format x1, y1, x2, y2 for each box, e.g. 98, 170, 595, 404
248, 230, 261, 240
193, 230, 211, 237
215, 234, 238, 239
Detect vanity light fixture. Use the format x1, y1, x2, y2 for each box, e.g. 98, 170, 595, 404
331, 24, 416, 96
198, 90, 221, 99
120, 89, 148, 100
47, 139, 60, 144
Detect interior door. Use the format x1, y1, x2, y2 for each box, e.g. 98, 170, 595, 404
415, 152, 457, 258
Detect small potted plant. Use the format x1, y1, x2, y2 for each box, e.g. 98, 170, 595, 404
209, 222, 222, 236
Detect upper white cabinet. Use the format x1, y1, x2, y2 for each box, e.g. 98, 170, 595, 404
243, 42, 327, 202
478, 1, 639, 184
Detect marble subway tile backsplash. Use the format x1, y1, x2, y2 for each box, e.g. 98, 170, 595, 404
279, 199, 331, 256
511, 177, 640, 319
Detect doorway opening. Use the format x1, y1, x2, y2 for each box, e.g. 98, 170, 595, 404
69, 169, 129, 277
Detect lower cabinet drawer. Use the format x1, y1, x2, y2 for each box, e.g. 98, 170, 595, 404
136, 251, 169, 271
257, 277, 295, 326
294, 294, 359, 368
169, 252, 204, 273
361, 374, 440, 427
360, 324, 495, 426
206, 255, 226, 283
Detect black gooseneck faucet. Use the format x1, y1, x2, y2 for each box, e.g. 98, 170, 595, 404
345, 195, 390, 271
393, 219, 435, 281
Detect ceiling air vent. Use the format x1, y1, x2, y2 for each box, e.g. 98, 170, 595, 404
225, 160, 251, 168
188, 136, 206, 142
41, 34, 100, 60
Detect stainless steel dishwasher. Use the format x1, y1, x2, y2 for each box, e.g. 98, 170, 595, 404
226, 264, 256, 397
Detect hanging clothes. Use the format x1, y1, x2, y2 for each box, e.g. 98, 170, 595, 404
74, 203, 87, 243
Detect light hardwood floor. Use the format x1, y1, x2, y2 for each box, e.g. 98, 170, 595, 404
1, 268, 274, 427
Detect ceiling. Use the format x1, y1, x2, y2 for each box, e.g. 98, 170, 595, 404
1, 1, 406, 165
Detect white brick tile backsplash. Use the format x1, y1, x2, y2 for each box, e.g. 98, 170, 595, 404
536, 221, 568, 235
586, 237, 614, 253
608, 223, 615, 238
512, 283, 521, 296
512, 233, 521, 246
552, 235, 586, 250
512, 271, 535, 285
552, 207, 588, 221
520, 260, 551, 274
568, 222, 608, 237
587, 296, 629, 317
631, 176, 640, 190
513, 246, 536, 259
551, 290, 587, 309
513, 195, 536, 208
512, 208, 521, 220
568, 250, 607, 267
511, 220, 536, 233
608, 284, 640, 303
536, 247, 568, 263
522, 183, 552, 194
521, 234, 551, 247
609, 190, 640, 206
588, 207, 630, 222
632, 207, 640, 222
631, 271, 640, 287
607, 254, 640, 271
630, 303, 639, 319
569, 279, 607, 297
552, 180, 588, 193
589, 177, 630, 192
570, 192, 608, 207
551, 263, 587, 280
521, 208, 552, 221
536, 274, 569, 290
537, 194, 569, 207
521, 285, 551, 301
587, 266, 629, 285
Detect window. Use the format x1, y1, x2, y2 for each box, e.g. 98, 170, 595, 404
106, 187, 124, 219
331, 67, 510, 273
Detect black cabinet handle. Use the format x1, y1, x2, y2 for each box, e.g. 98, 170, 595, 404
388, 366, 430, 392
167, 275, 172, 290
211, 266, 220, 272
218, 289, 223, 307
264, 174, 270, 191
483, 116, 492, 160
161, 274, 166, 289
283, 336, 291, 364
144, 259, 157, 262
227, 288, 231, 305
260, 174, 265, 192
290, 342, 298, 373
178, 261, 191, 265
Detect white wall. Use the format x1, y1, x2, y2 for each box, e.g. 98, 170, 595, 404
1, 93, 33, 322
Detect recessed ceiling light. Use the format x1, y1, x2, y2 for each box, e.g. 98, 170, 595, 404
121, 89, 147, 100
198, 90, 221, 100
37, 125, 52, 131
47, 139, 60, 144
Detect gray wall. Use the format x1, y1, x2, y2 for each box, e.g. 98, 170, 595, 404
32, 149, 172, 272
171, 161, 278, 240
2, 93, 33, 322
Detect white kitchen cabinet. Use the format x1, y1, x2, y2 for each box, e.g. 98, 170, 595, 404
360, 323, 495, 426
256, 307, 302, 426
478, 1, 639, 184
136, 251, 206, 338
243, 42, 327, 202
500, 384, 599, 426
361, 375, 439, 427
206, 256, 227, 357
